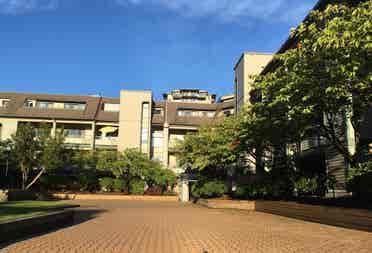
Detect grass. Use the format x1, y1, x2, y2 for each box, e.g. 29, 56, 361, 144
0, 201, 75, 223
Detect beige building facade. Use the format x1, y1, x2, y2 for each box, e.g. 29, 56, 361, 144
0, 89, 234, 175
234, 52, 273, 113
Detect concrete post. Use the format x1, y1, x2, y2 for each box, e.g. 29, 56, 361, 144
51, 120, 57, 137
91, 121, 96, 150
163, 123, 169, 167
180, 178, 189, 202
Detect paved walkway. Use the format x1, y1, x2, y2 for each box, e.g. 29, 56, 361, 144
1, 200, 371, 253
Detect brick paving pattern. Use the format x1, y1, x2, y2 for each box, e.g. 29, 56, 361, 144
1, 200, 371, 253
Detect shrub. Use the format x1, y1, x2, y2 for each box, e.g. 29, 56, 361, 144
233, 182, 274, 200
191, 180, 227, 199
40, 174, 71, 191
113, 178, 126, 192
346, 162, 372, 200
294, 177, 318, 196
233, 184, 250, 199
78, 171, 99, 192
99, 177, 114, 192
130, 179, 145, 195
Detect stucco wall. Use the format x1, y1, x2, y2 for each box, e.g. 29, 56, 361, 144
118, 90, 152, 153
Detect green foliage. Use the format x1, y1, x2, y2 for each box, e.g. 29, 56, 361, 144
72, 151, 98, 171
113, 178, 126, 192
346, 161, 372, 200
191, 180, 227, 199
129, 179, 145, 195
176, 117, 240, 172
96, 149, 176, 193
252, 1, 372, 166
234, 181, 280, 199
40, 174, 71, 191
8, 123, 67, 190
294, 177, 318, 196
99, 177, 114, 192
78, 171, 99, 192
11, 123, 41, 189
39, 128, 66, 171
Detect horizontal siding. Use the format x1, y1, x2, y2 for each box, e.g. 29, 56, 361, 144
326, 145, 347, 190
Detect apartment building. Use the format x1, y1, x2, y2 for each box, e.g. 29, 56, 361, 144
0, 89, 234, 174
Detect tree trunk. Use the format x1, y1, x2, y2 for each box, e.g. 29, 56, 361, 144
21, 164, 26, 190
26, 168, 46, 190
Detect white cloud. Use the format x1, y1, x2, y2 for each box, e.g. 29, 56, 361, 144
116, 0, 315, 23
0, 0, 58, 15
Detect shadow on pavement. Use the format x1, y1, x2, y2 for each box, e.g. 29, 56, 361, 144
0, 208, 106, 250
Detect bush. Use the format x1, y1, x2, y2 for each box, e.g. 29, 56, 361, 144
233, 182, 274, 200
78, 171, 99, 192
113, 178, 126, 192
99, 177, 114, 192
4, 190, 37, 201
40, 174, 71, 191
129, 179, 145, 195
191, 180, 227, 199
294, 177, 318, 196
346, 162, 372, 200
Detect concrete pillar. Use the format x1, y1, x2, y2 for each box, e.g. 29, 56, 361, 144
91, 121, 96, 150
180, 178, 189, 202
345, 112, 356, 157
163, 123, 169, 167
51, 120, 57, 137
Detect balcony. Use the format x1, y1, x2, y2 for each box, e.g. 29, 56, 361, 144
95, 136, 118, 147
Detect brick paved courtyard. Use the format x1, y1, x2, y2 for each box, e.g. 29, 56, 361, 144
1, 200, 371, 253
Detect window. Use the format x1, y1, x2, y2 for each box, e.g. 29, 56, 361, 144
35, 101, 86, 110
140, 102, 150, 153
177, 110, 215, 118
37, 101, 53, 109
24, 100, 36, 108
66, 129, 84, 138
0, 99, 10, 108
152, 108, 163, 116
103, 103, 120, 112
152, 131, 163, 148
64, 102, 86, 110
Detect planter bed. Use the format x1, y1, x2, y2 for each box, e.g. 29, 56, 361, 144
197, 199, 372, 232
52, 192, 178, 201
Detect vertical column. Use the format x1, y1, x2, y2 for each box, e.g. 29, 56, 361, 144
91, 121, 96, 150
51, 120, 57, 137
163, 123, 169, 167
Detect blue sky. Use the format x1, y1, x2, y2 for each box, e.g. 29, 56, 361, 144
0, 0, 317, 100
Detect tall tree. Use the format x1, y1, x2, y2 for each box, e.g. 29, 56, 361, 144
11, 123, 40, 189
253, 0, 372, 166
11, 123, 66, 190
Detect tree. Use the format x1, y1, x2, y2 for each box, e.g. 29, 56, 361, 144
253, 0, 372, 167
11, 123, 66, 190
11, 123, 41, 189
176, 120, 237, 171
97, 148, 175, 190
26, 126, 67, 189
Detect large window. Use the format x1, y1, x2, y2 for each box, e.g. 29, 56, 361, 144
64, 102, 86, 110
103, 103, 120, 112
177, 110, 215, 118
35, 101, 86, 110
140, 102, 150, 153
65, 129, 84, 138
